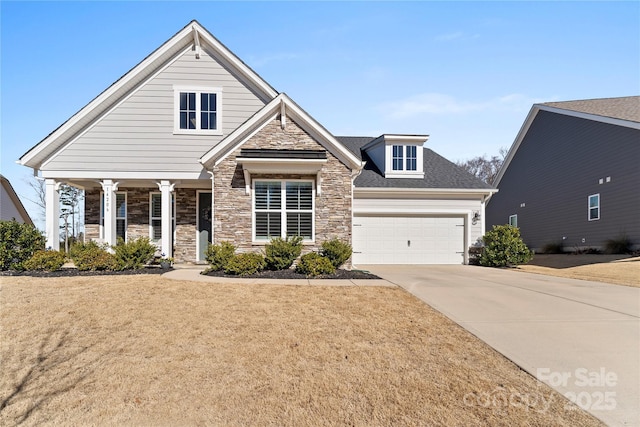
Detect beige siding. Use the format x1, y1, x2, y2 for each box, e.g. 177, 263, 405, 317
44, 48, 267, 173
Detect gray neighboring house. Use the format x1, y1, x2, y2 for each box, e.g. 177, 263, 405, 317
18, 20, 494, 265
1, 174, 33, 225
487, 96, 640, 252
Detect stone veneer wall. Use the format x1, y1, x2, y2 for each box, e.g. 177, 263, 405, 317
213, 114, 353, 257
83, 187, 200, 263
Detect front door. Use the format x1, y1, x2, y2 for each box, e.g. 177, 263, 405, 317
197, 192, 212, 261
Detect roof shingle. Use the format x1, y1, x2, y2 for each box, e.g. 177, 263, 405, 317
541, 96, 639, 123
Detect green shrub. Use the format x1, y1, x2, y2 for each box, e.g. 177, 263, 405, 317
295, 252, 336, 277
265, 236, 303, 270
224, 252, 266, 276
205, 241, 236, 271
0, 220, 45, 271
320, 238, 352, 268
23, 250, 67, 271
70, 241, 117, 271
604, 234, 633, 254
479, 224, 533, 268
113, 237, 156, 270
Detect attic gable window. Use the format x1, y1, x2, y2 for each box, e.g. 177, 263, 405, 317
174, 86, 222, 135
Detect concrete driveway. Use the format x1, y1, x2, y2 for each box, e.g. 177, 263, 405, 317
360, 265, 640, 427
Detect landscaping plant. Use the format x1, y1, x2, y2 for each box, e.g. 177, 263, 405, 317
224, 252, 266, 276
205, 241, 236, 271
23, 249, 67, 271
295, 252, 336, 276
604, 234, 634, 254
70, 241, 117, 271
0, 219, 45, 271
265, 236, 303, 270
320, 238, 352, 268
113, 237, 156, 270
479, 224, 533, 268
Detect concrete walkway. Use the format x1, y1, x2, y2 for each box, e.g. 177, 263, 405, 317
162, 266, 395, 287
360, 265, 640, 427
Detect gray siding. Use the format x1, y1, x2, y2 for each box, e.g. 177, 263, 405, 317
43, 48, 266, 173
487, 111, 640, 251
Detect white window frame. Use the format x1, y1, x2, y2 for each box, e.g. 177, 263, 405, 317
509, 214, 518, 227
588, 194, 600, 221
385, 144, 424, 177
100, 191, 127, 242
149, 192, 176, 246
252, 179, 315, 243
173, 85, 223, 135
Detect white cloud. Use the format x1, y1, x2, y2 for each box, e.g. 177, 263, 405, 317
385, 93, 544, 119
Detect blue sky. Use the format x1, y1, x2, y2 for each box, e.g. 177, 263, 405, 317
1, 1, 639, 228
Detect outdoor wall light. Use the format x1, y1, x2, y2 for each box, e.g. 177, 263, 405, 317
472, 211, 481, 225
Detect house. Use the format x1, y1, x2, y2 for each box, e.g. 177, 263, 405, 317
486, 96, 640, 252
18, 20, 495, 265
0, 175, 33, 225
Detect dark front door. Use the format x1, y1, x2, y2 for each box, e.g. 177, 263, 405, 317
198, 192, 212, 261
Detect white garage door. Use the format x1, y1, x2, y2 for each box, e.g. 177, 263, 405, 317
352, 216, 465, 264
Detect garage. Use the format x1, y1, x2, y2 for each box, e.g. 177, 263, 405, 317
352, 215, 466, 265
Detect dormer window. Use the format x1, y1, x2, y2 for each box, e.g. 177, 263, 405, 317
392, 145, 418, 171
361, 134, 427, 179
173, 86, 223, 135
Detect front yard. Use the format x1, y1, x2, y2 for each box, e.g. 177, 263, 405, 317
1, 276, 602, 426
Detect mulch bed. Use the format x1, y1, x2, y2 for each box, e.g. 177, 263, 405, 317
0, 267, 170, 277
203, 268, 380, 280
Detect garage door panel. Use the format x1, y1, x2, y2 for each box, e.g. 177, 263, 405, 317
353, 216, 465, 265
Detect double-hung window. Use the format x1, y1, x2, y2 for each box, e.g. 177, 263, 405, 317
509, 214, 518, 227
174, 86, 222, 134
588, 194, 600, 221
391, 145, 418, 172
150, 193, 176, 243
100, 192, 127, 242
254, 180, 314, 242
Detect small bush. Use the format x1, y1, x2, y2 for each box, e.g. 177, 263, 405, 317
265, 236, 303, 270
604, 234, 633, 254
0, 220, 46, 271
224, 252, 266, 276
70, 241, 117, 271
479, 224, 533, 268
113, 237, 156, 270
541, 241, 564, 254
295, 252, 336, 277
23, 250, 67, 271
205, 241, 236, 271
320, 238, 352, 268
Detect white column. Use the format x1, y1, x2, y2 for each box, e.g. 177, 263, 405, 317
159, 180, 174, 258
100, 180, 119, 248
45, 179, 60, 250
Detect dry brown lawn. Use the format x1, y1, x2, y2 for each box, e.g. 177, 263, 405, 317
517, 254, 640, 287
1, 275, 603, 426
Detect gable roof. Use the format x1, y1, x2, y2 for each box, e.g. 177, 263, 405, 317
19, 20, 279, 170
337, 137, 495, 191
199, 93, 364, 171
0, 175, 33, 225
542, 96, 639, 123
494, 96, 640, 189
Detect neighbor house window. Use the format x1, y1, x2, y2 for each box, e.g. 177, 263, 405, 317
391, 145, 419, 172
174, 86, 222, 134
100, 192, 127, 241
253, 180, 314, 241
588, 194, 600, 221
509, 214, 518, 227
150, 193, 176, 243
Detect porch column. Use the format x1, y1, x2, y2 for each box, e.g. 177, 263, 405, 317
45, 179, 60, 250
100, 180, 119, 248
159, 180, 174, 258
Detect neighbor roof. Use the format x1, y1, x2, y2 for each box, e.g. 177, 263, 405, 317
336, 137, 494, 190
541, 96, 640, 123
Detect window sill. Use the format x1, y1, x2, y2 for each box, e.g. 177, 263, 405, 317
173, 129, 223, 136
384, 171, 425, 179
251, 240, 316, 246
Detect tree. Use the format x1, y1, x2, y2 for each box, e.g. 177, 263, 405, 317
59, 184, 83, 253
456, 147, 508, 185
23, 175, 46, 223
